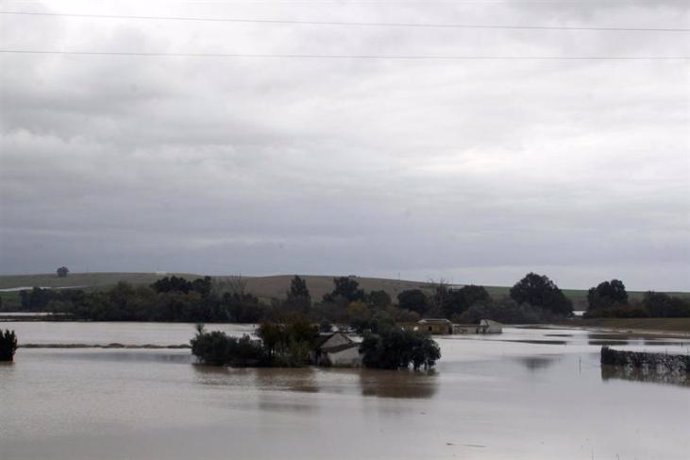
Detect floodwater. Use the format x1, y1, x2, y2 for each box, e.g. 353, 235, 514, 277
1, 323, 688, 460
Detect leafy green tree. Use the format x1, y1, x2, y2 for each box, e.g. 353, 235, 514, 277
284, 275, 312, 313
323, 276, 365, 303
0, 329, 18, 362
222, 292, 265, 323
368, 290, 392, 308
191, 325, 268, 366
397, 289, 429, 316
510, 272, 573, 316
257, 321, 284, 359
587, 279, 628, 310
347, 301, 373, 333
643, 292, 690, 318
152, 276, 212, 297
458, 298, 550, 324
440, 285, 491, 318
393, 308, 421, 323
360, 327, 440, 371
256, 316, 317, 367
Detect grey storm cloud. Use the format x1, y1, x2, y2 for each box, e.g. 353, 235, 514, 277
0, 0, 688, 290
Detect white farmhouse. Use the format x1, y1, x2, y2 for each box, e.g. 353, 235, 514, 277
311, 332, 361, 367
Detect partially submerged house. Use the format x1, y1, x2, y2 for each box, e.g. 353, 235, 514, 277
418, 318, 453, 335
453, 319, 503, 335
401, 318, 503, 335
311, 331, 361, 367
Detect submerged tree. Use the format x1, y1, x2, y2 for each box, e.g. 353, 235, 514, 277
190, 324, 268, 367
0, 329, 18, 362
360, 325, 440, 371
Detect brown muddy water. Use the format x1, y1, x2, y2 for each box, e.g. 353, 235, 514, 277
1, 323, 688, 460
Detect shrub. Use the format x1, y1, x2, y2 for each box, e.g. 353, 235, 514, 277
360, 328, 440, 371
457, 299, 553, 324
190, 325, 268, 366
584, 305, 649, 319
0, 329, 18, 362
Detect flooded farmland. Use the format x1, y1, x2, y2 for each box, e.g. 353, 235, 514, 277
1, 323, 688, 460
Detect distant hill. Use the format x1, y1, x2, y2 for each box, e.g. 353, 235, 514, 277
1, 272, 688, 310
0, 272, 201, 291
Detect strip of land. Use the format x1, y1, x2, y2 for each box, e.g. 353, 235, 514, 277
555, 318, 690, 337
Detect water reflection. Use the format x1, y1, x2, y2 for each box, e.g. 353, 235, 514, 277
41, 350, 192, 364
601, 365, 690, 387
254, 368, 320, 393
191, 365, 438, 399
501, 339, 567, 345
587, 332, 630, 346
358, 369, 438, 399
517, 355, 560, 372
192, 365, 320, 394
642, 339, 689, 348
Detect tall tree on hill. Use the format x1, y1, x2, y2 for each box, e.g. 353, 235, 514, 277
587, 279, 628, 310
56, 266, 69, 278
510, 273, 573, 316
323, 276, 365, 304
284, 275, 312, 313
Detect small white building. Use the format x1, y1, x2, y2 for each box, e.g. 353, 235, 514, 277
311, 332, 362, 367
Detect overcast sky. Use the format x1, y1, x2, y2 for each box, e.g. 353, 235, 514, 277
0, 0, 688, 290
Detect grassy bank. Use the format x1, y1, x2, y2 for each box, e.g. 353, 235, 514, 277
558, 318, 690, 335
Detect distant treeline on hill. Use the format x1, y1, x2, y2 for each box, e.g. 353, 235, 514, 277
583, 280, 690, 318
7, 273, 689, 324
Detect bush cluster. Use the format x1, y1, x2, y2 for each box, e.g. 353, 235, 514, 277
0, 329, 18, 362
190, 325, 268, 366
360, 326, 440, 371
585, 290, 690, 319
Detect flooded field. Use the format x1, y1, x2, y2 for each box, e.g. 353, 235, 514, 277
1, 322, 688, 459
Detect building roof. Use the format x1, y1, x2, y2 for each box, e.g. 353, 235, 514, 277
322, 342, 360, 354
418, 318, 452, 324
315, 331, 353, 348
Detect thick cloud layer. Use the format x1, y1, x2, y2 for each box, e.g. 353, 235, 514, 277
1, 0, 688, 290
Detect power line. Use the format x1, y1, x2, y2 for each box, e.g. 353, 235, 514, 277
1, 50, 686, 60
1, 11, 688, 32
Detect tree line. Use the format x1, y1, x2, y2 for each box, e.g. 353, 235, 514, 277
12, 272, 689, 324
11, 271, 582, 325
584, 279, 690, 318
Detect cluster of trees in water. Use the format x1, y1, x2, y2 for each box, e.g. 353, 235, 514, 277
584, 279, 690, 318
0, 329, 18, 362
191, 315, 440, 370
